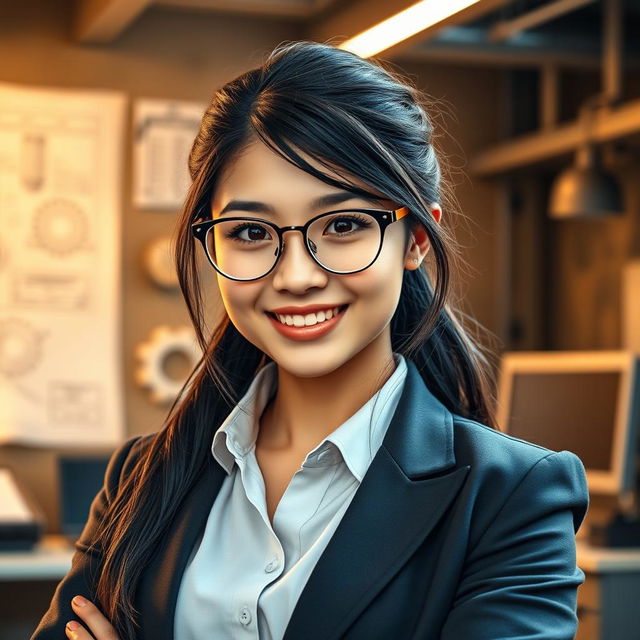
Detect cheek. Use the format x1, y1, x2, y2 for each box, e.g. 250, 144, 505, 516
358, 236, 406, 297
217, 280, 261, 331
345, 256, 405, 317
353, 240, 406, 326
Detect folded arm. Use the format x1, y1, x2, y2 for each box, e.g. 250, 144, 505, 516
440, 450, 590, 640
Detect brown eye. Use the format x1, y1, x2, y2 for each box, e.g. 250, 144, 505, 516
323, 214, 373, 237
226, 222, 273, 244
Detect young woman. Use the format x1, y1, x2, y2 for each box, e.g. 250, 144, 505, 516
33, 40, 589, 640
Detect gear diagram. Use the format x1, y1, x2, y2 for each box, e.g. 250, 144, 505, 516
142, 234, 180, 291
135, 325, 202, 405
32, 197, 89, 257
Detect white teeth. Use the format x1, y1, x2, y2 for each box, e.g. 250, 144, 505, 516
274, 306, 343, 327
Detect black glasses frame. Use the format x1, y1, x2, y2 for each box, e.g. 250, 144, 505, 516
191, 205, 411, 282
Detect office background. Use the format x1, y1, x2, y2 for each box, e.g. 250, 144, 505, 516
1, 0, 639, 638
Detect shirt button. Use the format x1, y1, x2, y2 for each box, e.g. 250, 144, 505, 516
265, 558, 278, 573
239, 606, 252, 625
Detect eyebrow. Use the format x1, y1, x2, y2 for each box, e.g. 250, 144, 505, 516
216, 190, 386, 217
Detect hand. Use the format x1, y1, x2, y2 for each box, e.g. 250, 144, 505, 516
65, 595, 121, 640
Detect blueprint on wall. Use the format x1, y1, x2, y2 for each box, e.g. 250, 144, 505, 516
0, 82, 126, 447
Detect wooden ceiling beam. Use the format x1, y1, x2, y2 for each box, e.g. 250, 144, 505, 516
470, 98, 640, 176
488, 0, 596, 43
154, 0, 327, 19
399, 24, 640, 70
73, 0, 154, 43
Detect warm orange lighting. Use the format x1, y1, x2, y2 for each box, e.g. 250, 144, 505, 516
338, 0, 484, 58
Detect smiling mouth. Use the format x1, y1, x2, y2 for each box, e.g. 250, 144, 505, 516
265, 304, 349, 323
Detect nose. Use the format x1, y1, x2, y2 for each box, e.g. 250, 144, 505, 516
271, 229, 328, 292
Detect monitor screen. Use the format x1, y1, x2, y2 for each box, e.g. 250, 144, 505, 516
58, 456, 109, 537
506, 371, 621, 471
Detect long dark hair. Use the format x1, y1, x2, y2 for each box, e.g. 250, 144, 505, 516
92, 40, 501, 638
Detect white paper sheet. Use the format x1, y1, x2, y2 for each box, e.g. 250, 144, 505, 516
132, 98, 206, 210
0, 468, 32, 522
0, 82, 126, 447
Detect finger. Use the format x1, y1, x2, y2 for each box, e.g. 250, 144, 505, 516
65, 620, 93, 640
70, 595, 120, 640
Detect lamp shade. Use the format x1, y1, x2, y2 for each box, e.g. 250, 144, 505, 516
548, 145, 624, 219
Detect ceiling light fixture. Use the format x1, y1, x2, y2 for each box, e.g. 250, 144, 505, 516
338, 0, 485, 58
548, 141, 624, 219
548, 0, 625, 219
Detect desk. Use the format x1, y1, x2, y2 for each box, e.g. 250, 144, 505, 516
0, 536, 75, 640
576, 539, 640, 640
0, 534, 73, 581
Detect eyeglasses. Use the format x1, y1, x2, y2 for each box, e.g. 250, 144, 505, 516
191, 206, 411, 281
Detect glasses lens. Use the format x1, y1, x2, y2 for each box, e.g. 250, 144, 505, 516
207, 219, 279, 280
205, 211, 382, 279
308, 211, 381, 273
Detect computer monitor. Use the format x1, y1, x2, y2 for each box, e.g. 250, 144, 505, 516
58, 455, 110, 543
496, 351, 640, 498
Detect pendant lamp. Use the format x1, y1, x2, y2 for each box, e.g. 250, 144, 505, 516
548, 143, 624, 219
548, 0, 626, 220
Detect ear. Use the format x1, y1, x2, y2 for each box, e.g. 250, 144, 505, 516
404, 203, 441, 270
430, 203, 442, 225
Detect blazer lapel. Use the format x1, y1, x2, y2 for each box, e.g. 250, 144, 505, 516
282, 360, 470, 640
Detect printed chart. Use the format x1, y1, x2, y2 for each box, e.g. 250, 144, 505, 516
0, 83, 126, 446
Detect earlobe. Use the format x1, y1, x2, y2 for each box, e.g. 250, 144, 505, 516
408, 223, 431, 267
404, 254, 424, 271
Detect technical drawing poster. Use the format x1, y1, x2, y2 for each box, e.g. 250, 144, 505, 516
0, 82, 126, 447
132, 98, 206, 210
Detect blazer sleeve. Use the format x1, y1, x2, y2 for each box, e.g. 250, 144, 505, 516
30, 434, 144, 640
440, 450, 590, 640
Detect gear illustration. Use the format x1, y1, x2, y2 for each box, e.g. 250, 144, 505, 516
134, 325, 202, 405
32, 198, 89, 257
0, 317, 45, 378
142, 234, 180, 291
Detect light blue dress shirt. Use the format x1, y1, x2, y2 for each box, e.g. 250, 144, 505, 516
174, 352, 408, 640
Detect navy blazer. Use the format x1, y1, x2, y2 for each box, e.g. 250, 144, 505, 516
32, 359, 589, 639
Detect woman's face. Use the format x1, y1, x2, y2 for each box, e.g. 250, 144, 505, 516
210, 138, 435, 379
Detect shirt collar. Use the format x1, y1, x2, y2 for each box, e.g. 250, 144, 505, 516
211, 353, 408, 481
212, 361, 277, 474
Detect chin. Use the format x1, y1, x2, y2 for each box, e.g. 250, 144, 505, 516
268, 348, 356, 379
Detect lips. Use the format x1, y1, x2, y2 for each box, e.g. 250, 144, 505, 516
265, 304, 349, 341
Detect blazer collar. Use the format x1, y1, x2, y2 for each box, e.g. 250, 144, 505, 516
137, 358, 470, 640
383, 357, 456, 478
